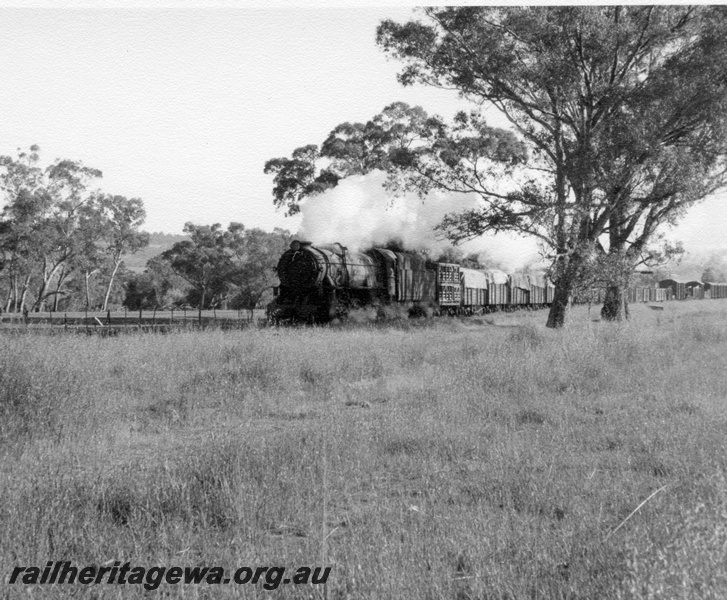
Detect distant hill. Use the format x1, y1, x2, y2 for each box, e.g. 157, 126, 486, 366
122, 231, 188, 272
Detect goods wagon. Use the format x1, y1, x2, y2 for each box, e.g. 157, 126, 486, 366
486, 270, 510, 307
460, 268, 488, 313
686, 281, 705, 300
627, 287, 668, 303
705, 282, 727, 299
509, 273, 531, 306
659, 278, 687, 301
529, 273, 553, 306
437, 263, 462, 309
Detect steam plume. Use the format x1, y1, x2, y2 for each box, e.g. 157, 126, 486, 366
298, 171, 541, 270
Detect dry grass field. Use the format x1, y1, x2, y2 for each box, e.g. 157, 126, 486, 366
1, 302, 727, 599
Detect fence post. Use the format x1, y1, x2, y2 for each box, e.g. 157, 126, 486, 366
153, 307, 157, 328
107, 310, 111, 326
64, 313, 68, 331
139, 307, 142, 331
85, 308, 89, 334
171, 308, 174, 326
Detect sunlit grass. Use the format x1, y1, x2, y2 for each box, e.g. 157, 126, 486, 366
1, 301, 727, 598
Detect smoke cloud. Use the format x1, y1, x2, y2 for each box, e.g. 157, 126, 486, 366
298, 170, 542, 271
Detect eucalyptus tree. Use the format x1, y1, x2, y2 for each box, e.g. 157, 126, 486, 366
263, 146, 339, 217
223, 224, 291, 317
161, 222, 234, 310
0, 147, 154, 311
264, 102, 432, 216
0, 147, 106, 311
0, 146, 46, 311
377, 6, 727, 326
124, 256, 189, 311
96, 194, 149, 311
34, 159, 104, 311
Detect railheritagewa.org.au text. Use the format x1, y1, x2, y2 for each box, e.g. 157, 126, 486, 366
8, 562, 331, 591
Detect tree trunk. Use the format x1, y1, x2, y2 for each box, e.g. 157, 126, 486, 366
52, 267, 67, 312
34, 261, 64, 312
602, 201, 630, 322
5, 275, 15, 313
102, 260, 122, 312
11, 274, 20, 312
546, 282, 572, 328
34, 260, 51, 312
601, 285, 630, 321
18, 275, 31, 314
546, 252, 584, 329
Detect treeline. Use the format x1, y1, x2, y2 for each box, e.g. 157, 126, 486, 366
0, 146, 291, 312
0, 147, 148, 313
124, 223, 291, 312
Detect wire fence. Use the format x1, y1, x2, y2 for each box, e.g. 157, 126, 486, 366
0, 308, 268, 335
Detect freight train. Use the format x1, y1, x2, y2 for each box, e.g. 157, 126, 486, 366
267, 241, 726, 324
267, 240, 554, 323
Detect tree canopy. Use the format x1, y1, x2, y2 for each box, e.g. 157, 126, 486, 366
264, 102, 436, 217
376, 6, 727, 326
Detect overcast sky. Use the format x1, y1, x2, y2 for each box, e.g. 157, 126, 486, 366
0, 4, 725, 264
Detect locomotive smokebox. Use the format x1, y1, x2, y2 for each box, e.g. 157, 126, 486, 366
277, 242, 321, 289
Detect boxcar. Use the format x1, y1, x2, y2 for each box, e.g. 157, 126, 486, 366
509, 273, 531, 306
460, 268, 488, 313
659, 278, 687, 301
686, 281, 705, 300
486, 270, 509, 307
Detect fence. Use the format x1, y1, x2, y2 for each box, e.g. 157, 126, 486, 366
0, 308, 267, 334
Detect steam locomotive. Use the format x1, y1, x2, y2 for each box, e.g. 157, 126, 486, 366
267, 240, 554, 323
